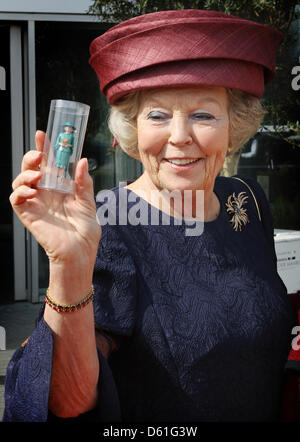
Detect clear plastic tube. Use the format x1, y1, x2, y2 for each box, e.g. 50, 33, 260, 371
37, 99, 90, 194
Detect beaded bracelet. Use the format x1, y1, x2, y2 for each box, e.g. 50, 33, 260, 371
45, 285, 94, 313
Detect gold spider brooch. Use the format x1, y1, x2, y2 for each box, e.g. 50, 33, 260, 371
225, 191, 249, 231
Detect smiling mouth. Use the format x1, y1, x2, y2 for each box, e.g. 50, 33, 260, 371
164, 158, 202, 166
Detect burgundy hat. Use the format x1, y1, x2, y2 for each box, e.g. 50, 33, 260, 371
89, 9, 283, 104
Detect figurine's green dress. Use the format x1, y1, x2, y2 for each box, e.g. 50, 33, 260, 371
54, 132, 75, 171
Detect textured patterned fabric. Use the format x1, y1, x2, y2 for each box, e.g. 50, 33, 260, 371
3, 175, 295, 422
89, 10, 284, 103
93, 175, 294, 421
3, 305, 122, 423
3, 307, 53, 422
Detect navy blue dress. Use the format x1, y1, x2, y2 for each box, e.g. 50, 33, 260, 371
3, 175, 295, 422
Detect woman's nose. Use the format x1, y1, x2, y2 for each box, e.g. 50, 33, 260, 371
168, 116, 193, 146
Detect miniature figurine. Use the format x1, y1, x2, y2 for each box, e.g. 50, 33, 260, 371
37, 99, 89, 194
54, 122, 76, 178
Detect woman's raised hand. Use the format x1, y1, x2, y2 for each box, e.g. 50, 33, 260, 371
9, 131, 101, 271
10, 132, 102, 416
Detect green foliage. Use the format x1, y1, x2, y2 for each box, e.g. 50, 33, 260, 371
89, 0, 297, 33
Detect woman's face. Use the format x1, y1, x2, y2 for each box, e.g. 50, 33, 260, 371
136, 86, 229, 193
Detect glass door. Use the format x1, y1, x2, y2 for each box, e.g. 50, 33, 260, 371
0, 24, 28, 303
0, 25, 13, 304
10, 24, 27, 301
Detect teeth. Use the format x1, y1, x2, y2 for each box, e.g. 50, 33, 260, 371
167, 158, 199, 165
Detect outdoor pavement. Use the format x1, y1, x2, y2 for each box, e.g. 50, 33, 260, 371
0, 301, 42, 421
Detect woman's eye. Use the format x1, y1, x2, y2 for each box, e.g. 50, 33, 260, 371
147, 111, 169, 121
191, 113, 215, 121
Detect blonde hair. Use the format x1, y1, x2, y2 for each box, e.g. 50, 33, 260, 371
108, 88, 265, 158
226, 89, 266, 154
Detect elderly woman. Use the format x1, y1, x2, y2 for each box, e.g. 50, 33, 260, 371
4, 10, 298, 422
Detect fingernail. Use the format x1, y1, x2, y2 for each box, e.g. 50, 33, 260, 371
25, 187, 36, 195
